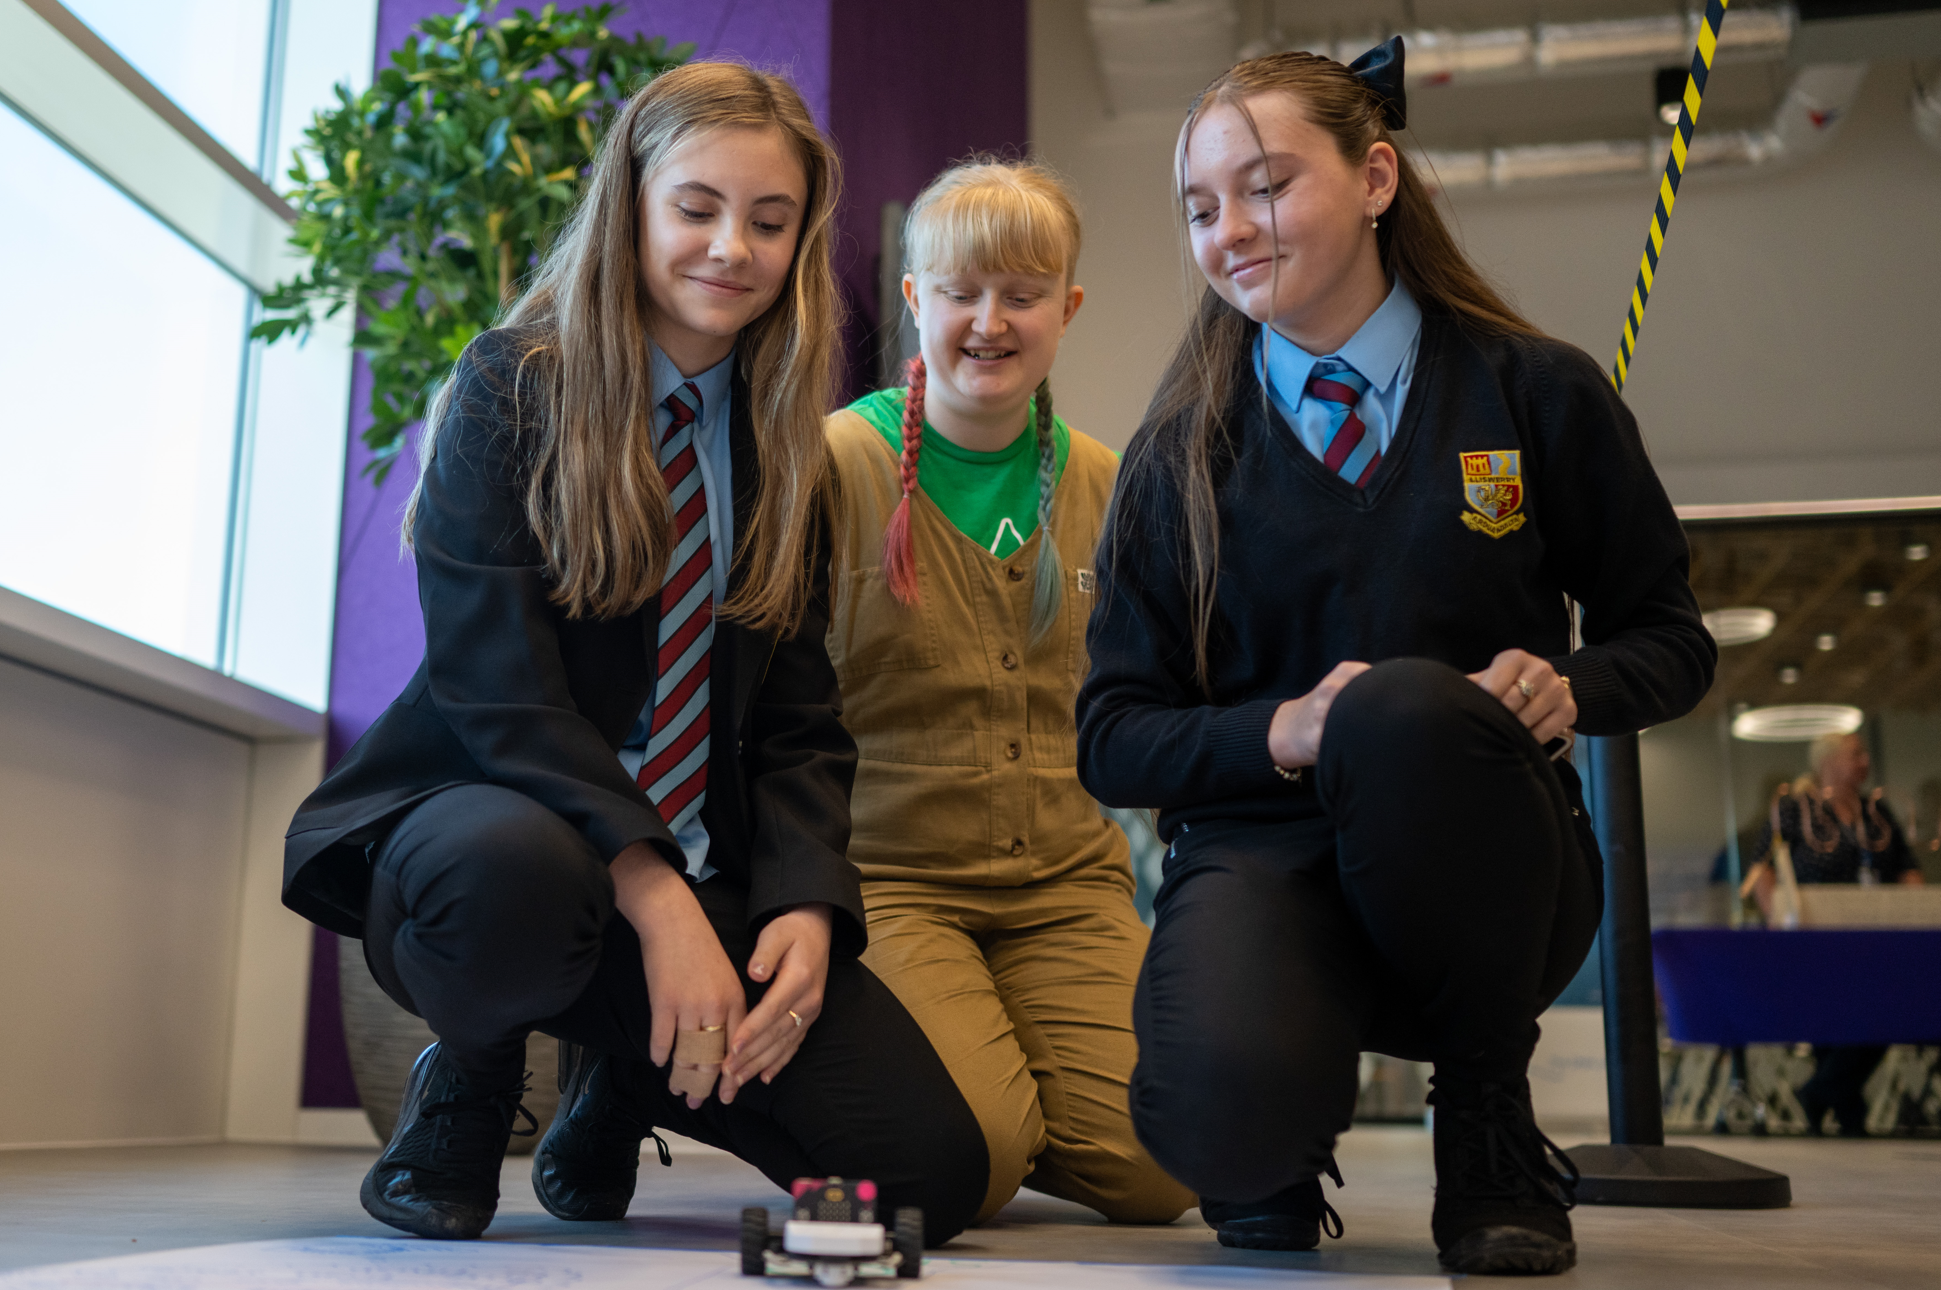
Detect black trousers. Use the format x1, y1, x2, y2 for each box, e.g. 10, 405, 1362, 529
362, 783, 989, 1242
1130, 659, 1602, 1204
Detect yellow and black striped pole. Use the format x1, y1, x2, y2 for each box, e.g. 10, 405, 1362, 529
1611, 0, 1729, 392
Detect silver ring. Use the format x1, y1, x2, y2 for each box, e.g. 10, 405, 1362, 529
1515, 679, 1536, 699
788, 1009, 803, 1028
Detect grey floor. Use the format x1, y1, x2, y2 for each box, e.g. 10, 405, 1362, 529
1, 1125, 1936, 1288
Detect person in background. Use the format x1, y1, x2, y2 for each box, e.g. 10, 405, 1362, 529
822, 159, 1193, 1227
280, 63, 984, 1243
1744, 730, 1924, 1135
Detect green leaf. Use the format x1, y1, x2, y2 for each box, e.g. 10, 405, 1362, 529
256, 0, 691, 474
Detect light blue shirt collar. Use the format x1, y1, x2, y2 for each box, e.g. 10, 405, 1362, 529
1260, 278, 1421, 403
649, 343, 734, 421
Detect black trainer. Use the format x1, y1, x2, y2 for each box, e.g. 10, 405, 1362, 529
1200, 1160, 1345, 1251
360, 1042, 535, 1240
1430, 1077, 1579, 1276
531, 1042, 672, 1221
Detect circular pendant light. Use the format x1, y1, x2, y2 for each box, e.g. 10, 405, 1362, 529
1731, 704, 1863, 742
1702, 606, 1777, 646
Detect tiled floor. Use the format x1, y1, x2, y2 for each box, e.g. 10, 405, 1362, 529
1, 1125, 1935, 1288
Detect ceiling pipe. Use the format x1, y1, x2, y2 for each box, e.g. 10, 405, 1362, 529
1246, 7, 1797, 87
1421, 61, 1868, 192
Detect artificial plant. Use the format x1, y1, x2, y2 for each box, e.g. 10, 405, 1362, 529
254, 2, 691, 480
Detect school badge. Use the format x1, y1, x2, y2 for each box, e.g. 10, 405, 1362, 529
1459, 450, 1527, 538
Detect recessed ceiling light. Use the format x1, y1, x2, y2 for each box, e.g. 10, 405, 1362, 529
1864, 588, 1889, 607
1906, 542, 1930, 561
1733, 704, 1864, 742
1778, 664, 1801, 685
1702, 606, 1777, 646
1815, 633, 1838, 651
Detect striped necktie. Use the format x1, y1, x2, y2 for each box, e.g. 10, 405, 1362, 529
636, 382, 713, 834
1306, 361, 1381, 489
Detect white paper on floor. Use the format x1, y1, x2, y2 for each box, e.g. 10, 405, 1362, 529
0, 1237, 1450, 1290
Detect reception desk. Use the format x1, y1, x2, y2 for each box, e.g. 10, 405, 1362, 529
1653, 928, 1941, 1047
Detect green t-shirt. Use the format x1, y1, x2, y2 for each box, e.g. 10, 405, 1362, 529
848, 387, 1070, 559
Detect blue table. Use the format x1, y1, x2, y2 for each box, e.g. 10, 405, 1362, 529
1652, 928, 1941, 1047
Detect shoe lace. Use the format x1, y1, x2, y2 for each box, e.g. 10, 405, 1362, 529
1445, 1086, 1579, 1211
565, 1047, 673, 1168
1319, 1157, 1345, 1239
420, 1075, 537, 1184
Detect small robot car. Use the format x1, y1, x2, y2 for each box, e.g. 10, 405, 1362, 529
741, 1177, 922, 1285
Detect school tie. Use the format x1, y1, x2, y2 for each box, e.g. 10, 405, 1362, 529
636, 382, 713, 835
1306, 361, 1381, 489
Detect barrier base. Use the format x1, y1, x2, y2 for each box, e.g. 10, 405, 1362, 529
1565, 1143, 1792, 1208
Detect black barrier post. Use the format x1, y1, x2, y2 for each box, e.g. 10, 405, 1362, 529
1586, 733, 1666, 1144
1565, 733, 1792, 1208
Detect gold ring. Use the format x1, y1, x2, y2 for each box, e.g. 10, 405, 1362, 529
1515, 679, 1536, 699
700, 1024, 724, 1033
788, 1009, 803, 1028
1559, 675, 1572, 688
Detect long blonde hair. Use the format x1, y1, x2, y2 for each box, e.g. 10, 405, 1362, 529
1117, 51, 1536, 690
883, 157, 1081, 641
407, 61, 842, 634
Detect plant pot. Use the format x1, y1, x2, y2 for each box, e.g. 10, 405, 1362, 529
336, 932, 561, 1151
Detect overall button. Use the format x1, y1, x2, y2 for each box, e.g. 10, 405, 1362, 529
1005, 741, 1021, 760
1007, 566, 1025, 582
1008, 837, 1026, 856
1000, 651, 1018, 670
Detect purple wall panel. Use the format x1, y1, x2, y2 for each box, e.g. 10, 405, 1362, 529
302, 0, 1025, 1108
826, 0, 1030, 399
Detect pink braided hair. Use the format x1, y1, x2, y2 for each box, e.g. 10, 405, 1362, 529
881, 354, 926, 606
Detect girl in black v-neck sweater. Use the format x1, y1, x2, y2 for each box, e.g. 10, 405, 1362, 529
1081, 314, 1712, 832
1074, 40, 1713, 1277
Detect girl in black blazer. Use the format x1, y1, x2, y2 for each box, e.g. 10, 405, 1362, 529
284, 63, 984, 1244
1076, 42, 1712, 1275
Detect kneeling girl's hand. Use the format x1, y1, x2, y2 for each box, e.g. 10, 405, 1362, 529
611, 843, 748, 1108
1467, 648, 1577, 746
724, 903, 831, 1095
1269, 661, 1374, 769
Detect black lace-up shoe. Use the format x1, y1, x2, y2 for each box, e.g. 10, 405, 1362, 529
359, 1043, 536, 1240
1430, 1077, 1579, 1275
1200, 1160, 1346, 1251
532, 1042, 672, 1221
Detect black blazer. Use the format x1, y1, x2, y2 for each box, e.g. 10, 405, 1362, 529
283, 328, 863, 953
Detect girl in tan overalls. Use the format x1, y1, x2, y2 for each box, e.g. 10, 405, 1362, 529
824, 160, 1191, 1226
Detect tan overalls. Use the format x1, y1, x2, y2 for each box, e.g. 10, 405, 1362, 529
823, 410, 1192, 1226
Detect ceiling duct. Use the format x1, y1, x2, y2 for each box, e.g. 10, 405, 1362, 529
1087, 0, 1237, 115
1917, 73, 1941, 156
1258, 8, 1796, 87
1421, 61, 1868, 191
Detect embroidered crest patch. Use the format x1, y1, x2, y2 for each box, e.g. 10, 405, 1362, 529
1460, 450, 1527, 538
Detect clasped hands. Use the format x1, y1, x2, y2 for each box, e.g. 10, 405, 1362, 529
610, 845, 830, 1108
1267, 648, 1577, 771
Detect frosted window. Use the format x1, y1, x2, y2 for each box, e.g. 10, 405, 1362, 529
63, 0, 273, 167
0, 104, 248, 668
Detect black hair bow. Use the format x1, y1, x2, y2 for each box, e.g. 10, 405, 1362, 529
1347, 35, 1407, 131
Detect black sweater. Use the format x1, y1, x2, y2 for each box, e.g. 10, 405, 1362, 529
1077, 312, 1715, 836
284, 329, 864, 951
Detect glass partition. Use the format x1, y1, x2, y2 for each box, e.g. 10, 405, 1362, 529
1650, 510, 1941, 1136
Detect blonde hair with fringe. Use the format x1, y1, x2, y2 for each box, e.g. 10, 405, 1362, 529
405, 61, 841, 635
883, 158, 1082, 641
